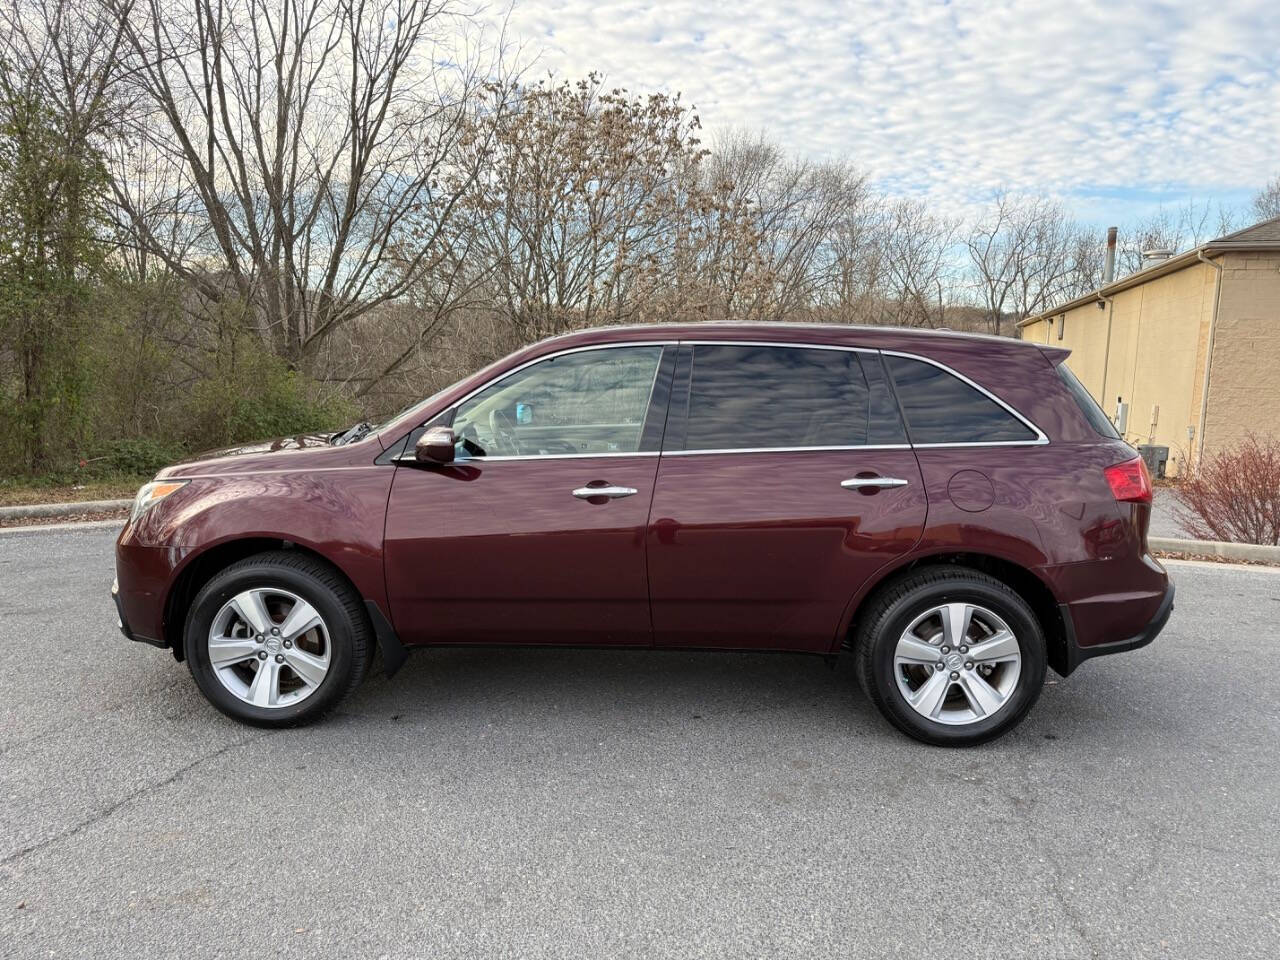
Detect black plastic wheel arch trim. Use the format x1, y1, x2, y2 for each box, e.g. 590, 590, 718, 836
1055, 581, 1174, 676
113, 587, 165, 647
366, 600, 409, 678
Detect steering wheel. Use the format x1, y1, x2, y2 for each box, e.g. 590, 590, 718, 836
488, 408, 523, 456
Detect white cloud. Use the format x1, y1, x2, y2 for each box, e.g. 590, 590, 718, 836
486, 0, 1280, 223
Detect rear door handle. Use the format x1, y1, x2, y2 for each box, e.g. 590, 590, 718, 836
841, 476, 909, 490
572, 485, 638, 500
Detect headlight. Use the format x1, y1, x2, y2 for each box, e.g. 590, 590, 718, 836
130, 480, 189, 524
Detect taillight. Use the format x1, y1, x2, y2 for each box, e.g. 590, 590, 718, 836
1104, 456, 1152, 504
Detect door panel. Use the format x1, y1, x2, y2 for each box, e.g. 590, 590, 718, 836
385, 456, 659, 646
646, 343, 924, 653
382, 342, 674, 648
646, 449, 926, 651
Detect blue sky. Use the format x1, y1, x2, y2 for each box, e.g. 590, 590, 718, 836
492, 0, 1280, 226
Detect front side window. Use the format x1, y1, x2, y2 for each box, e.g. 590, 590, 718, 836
884, 355, 1037, 444
451, 346, 663, 457
680, 344, 906, 451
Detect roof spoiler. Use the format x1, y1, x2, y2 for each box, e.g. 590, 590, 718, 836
1035, 345, 1071, 365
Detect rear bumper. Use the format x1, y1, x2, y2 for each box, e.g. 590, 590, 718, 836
1057, 580, 1174, 675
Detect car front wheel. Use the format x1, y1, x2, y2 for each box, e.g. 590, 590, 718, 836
183, 551, 372, 726
853, 567, 1046, 746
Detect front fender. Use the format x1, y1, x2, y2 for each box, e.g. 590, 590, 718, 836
116, 467, 394, 643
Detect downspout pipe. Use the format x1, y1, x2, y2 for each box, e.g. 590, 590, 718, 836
1097, 227, 1118, 403
1195, 249, 1224, 469
1098, 294, 1115, 405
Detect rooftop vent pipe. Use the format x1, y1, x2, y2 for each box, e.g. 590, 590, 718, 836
1103, 227, 1117, 285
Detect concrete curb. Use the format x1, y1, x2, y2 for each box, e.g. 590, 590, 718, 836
0, 518, 127, 535
1149, 536, 1280, 564
0, 498, 130, 521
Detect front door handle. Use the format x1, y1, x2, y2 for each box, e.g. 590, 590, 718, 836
572, 484, 639, 500
841, 476, 909, 490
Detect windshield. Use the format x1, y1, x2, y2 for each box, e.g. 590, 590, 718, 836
371, 384, 455, 435
372, 353, 518, 435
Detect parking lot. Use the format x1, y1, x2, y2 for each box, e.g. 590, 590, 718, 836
1, 524, 1277, 959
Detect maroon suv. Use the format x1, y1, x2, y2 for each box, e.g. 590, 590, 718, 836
113, 323, 1172, 745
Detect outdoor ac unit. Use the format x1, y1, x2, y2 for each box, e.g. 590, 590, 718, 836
1137, 444, 1169, 479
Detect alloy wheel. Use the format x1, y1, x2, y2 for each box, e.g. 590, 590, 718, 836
893, 601, 1022, 725
207, 588, 332, 709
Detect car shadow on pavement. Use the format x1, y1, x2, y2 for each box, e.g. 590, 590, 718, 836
341, 646, 876, 727
123, 640, 1187, 748
321, 645, 1179, 747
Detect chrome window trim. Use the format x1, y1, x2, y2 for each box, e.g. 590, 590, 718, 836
446, 340, 674, 415
399, 444, 913, 463
671, 340, 895, 456
880, 349, 1049, 447
675, 337, 916, 458
394, 450, 661, 464
680, 339, 877, 354
665, 444, 912, 457
412, 341, 674, 462
398, 337, 1049, 462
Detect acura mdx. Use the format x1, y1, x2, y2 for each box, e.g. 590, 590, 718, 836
113, 323, 1173, 745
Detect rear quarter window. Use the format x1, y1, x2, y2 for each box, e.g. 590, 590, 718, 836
884, 355, 1038, 444
1056, 363, 1120, 439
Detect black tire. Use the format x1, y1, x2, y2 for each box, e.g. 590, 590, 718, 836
184, 551, 372, 727
852, 566, 1046, 746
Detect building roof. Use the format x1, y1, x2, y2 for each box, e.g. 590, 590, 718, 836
1212, 214, 1280, 244
1020, 214, 1280, 326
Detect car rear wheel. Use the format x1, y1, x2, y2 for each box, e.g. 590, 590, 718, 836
184, 551, 371, 726
853, 567, 1046, 746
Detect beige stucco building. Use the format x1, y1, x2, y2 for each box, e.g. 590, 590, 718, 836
1019, 217, 1280, 475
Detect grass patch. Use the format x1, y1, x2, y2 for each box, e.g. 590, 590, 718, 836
0, 474, 149, 507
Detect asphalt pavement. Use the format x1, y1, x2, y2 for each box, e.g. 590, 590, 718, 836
1, 526, 1277, 959
1149, 489, 1189, 540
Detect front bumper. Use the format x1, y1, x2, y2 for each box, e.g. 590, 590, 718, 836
112, 567, 168, 649
1057, 580, 1174, 675
111, 577, 134, 641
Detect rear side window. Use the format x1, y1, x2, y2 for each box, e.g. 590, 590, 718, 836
681, 345, 906, 451
884, 355, 1037, 444
1056, 363, 1120, 438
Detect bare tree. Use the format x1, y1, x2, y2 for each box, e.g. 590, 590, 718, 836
684, 131, 870, 322
966, 192, 1087, 335
1254, 175, 1280, 222
1116, 200, 1238, 277
875, 198, 958, 328
463, 74, 705, 339
824, 189, 887, 325
106, 0, 492, 366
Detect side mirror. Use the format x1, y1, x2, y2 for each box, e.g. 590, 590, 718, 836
415, 426, 456, 464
